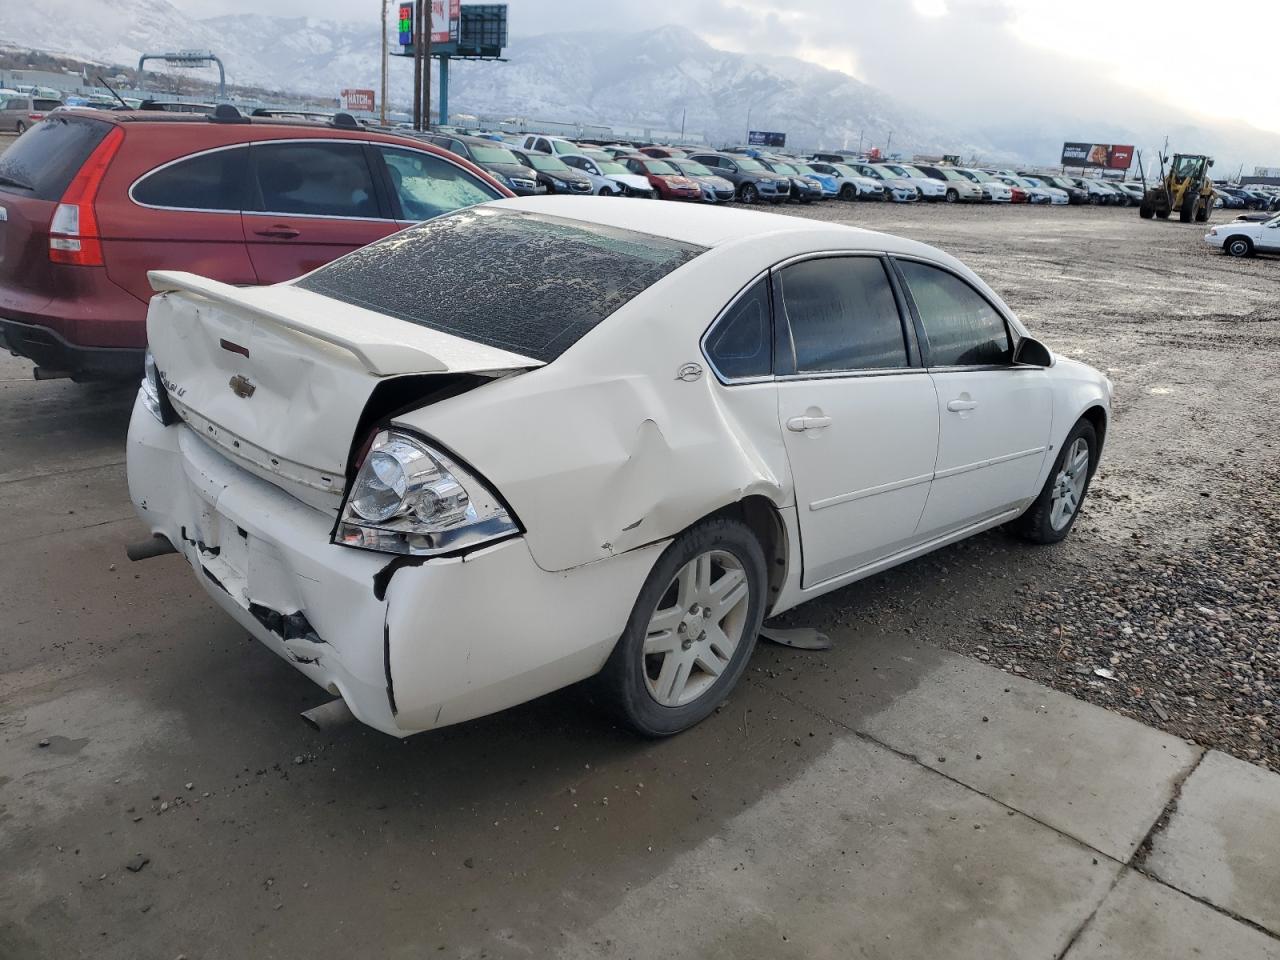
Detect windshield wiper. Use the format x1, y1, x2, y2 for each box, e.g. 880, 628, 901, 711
0, 173, 34, 191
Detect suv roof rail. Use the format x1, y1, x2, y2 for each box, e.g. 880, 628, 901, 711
330, 112, 360, 130
209, 104, 249, 124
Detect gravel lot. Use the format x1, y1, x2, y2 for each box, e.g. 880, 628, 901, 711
771, 199, 1280, 770
2, 191, 1278, 956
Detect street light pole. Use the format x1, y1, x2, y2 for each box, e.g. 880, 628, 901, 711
745, 106, 752, 145
379, 0, 388, 125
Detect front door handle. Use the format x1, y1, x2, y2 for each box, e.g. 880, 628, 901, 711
946, 398, 978, 412
254, 225, 301, 239
786, 415, 833, 432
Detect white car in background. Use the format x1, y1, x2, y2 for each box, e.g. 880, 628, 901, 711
1018, 177, 1072, 205
807, 161, 886, 201
561, 150, 656, 197
848, 162, 921, 202
128, 197, 1109, 739
1205, 213, 1280, 257
953, 168, 1014, 203
876, 162, 949, 201
992, 174, 1066, 205
518, 133, 582, 157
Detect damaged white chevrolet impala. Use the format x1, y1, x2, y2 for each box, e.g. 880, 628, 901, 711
127, 196, 1111, 738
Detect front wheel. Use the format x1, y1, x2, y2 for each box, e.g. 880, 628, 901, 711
945, 188, 958, 203
1013, 419, 1097, 544
739, 183, 759, 204
598, 516, 767, 737
839, 183, 857, 201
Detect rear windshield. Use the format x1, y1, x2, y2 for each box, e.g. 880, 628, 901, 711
0, 114, 111, 200
295, 208, 705, 362
34, 99, 62, 111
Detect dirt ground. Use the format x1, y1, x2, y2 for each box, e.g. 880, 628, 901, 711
1, 199, 1277, 958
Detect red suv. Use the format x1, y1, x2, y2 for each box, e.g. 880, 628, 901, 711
0, 108, 512, 379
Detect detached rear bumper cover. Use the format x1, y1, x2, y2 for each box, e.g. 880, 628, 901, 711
126, 395, 665, 737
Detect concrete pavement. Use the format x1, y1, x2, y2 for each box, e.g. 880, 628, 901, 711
2, 356, 1278, 957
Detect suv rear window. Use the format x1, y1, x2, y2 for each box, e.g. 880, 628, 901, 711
296, 207, 705, 362
0, 114, 111, 200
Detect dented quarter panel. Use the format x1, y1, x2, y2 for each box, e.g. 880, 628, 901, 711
395, 236, 814, 573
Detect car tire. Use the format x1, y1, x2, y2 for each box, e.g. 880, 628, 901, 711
598, 515, 767, 738
14, 120, 26, 134
1013, 419, 1098, 545
1224, 236, 1253, 258
945, 188, 958, 203
740, 183, 759, 204
839, 183, 857, 201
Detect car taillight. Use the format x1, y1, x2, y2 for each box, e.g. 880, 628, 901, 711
28, 113, 45, 120
49, 126, 123, 267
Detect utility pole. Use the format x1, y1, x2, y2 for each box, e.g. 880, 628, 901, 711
858, 129, 863, 153
885, 130, 893, 157
412, 0, 423, 129
745, 105, 752, 145
680, 107, 686, 141
379, 0, 388, 125
423, 0, 432, 129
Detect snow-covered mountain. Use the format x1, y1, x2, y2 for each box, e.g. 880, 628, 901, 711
3, 0, 1278, 168
0, 0, 997, 156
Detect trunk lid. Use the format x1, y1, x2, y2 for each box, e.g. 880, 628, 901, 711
146, 271, 542, 511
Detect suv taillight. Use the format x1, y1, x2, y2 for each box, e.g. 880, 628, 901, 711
49, 125, 123, 267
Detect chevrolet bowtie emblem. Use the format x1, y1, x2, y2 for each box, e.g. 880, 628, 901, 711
229, 374, 256, 398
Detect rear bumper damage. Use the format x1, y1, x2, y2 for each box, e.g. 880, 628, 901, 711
126, 394, 665, 737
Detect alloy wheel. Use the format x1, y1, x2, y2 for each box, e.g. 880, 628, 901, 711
1049, 437, 1090, 531
642, 550, 751, 707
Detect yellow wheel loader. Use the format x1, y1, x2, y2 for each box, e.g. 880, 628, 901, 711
1139, 153, 1214, 223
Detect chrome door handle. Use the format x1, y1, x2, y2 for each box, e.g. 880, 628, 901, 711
946, 399, 978, 412
786, 415, 833, 432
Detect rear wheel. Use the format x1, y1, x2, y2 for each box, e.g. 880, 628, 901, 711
14, 120, 26, 134
1195, 197, 1210, 223
1225, 236, 1253, 258
598, 517, 767, 737
1013, 419, 1097, 545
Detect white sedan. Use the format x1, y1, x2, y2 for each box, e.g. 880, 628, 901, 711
128, 198, 1111, 738
1205, 213, 1280, 257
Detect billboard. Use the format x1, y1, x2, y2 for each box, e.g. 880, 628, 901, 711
1061, 142, 1134, 170
431, 0, 461, 43
748, 130, 786, 148
340, 89, 375, 112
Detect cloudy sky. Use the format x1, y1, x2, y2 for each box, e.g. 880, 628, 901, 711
167, 0, 1279, 136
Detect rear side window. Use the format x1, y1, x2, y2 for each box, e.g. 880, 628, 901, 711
295, 208, 705, 363
34, 99, 62, 112
132, 147, 249, 211
251, 141, 380, 219
0, 114, 110, 200
896, 260, 1011, 366
377, 146, 500, 221
705, 278, 772, 380
777, 257, 908, 373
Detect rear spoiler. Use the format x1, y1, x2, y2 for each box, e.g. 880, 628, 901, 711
147, 271, 540, 378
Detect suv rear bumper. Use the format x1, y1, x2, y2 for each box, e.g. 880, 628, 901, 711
0, 316, 144, 379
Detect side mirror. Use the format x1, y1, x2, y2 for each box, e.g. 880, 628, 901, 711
1013, 336, 1053, 367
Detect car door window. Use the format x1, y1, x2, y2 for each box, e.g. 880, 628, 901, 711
132, 146, 250, 211
562, 156, 585, 171
536, 138, 551, 153
252, 141, 380, 219
777, 257, 908, 373
705, 277, 772, 380
897, 260, 1012, 367
376, 146, 501, 222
